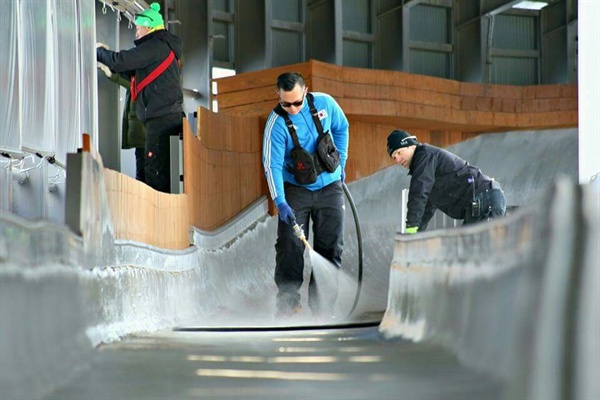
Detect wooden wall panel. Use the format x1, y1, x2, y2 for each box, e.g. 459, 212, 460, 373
214, 60, 577, 134
183, 121, 202, 229
183, 108, 263, 231
104, 168, 189, 250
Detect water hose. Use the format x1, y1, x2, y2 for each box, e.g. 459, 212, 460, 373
342, 181, 364, 320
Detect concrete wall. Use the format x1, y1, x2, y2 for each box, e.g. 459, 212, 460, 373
380, 179, 599, 399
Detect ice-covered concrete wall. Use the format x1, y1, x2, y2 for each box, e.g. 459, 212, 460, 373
380, 179, 599, 399
0, 226, 203, 399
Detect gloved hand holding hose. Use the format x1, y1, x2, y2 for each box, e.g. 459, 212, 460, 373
278, 202, 295, 225
278, 202, 312, 249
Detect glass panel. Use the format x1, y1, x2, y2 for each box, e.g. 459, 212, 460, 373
492, 56, 537, 85
410, 4, 448, 43
273, 30, 302, 67
343, 0, 371, 33
213, 21, 230, 63
343, 40, 371, 68
213, 0, 230, 13
272, 0, 302, 23
494, 14, 537, 50
410, 49, 449, 79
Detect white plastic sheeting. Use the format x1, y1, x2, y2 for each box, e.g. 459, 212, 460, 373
0, 0, 20, 153
19, 0, 57, 155
55, 0, 82, 158
0, 0, 97, 165
77, 0, 99, 152
0, 0, 146, 163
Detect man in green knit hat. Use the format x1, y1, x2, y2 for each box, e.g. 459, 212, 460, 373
97, 2, 183, 193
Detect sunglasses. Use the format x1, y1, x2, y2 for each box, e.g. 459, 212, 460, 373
279, 89, 306, 108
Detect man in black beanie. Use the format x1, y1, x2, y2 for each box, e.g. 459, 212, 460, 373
387, 130, 506, 232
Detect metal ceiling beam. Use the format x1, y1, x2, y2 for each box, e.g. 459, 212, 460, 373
96, 0, 149, 22
483, 0, 522, 16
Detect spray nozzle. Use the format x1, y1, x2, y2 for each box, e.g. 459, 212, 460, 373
292, 219, 305, 240
291, 219, 311, 250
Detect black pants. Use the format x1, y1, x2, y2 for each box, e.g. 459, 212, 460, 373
143, 112, 182, 193
463, 181, 507, 225
135, 147, 145, 183
274, 180, 345, 316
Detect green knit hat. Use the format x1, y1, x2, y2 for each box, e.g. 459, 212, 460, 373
135, 3, 164, 28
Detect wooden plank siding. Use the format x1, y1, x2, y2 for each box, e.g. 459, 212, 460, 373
183, 108, 263, 231
214, 60, 577, 133
103, 168, 190, 249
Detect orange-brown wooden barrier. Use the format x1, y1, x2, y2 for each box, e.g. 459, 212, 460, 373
183, 108, 264, 231
215, 59, 577, 133
104, 168, 190, 249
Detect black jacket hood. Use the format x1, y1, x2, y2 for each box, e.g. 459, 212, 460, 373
135, 29, 183, 60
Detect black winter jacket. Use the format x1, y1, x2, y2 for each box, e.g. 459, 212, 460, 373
406, 143, 495, 230
97, 30, 183, 122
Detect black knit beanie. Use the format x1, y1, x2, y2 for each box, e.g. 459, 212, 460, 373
387, 130, 418, 157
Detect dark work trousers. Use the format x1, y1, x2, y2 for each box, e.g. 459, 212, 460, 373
275, 180, 345, 316
135, 147, 145, 183
143, 112, 182, 193
463, 181, 507, 225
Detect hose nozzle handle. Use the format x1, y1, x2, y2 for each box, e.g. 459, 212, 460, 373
292, 220, 311, 250
292, 220, 305, 240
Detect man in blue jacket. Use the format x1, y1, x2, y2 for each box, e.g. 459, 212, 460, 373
97, 2, 183, 193
263, 72, 349, 319
387, 129, 506, 232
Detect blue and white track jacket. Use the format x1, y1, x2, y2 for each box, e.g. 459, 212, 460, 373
262, 92, 349, 208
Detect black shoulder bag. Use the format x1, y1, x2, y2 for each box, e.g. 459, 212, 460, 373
306, 93, 340, 173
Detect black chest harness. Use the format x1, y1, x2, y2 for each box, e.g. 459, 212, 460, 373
273, 93, 341, 185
